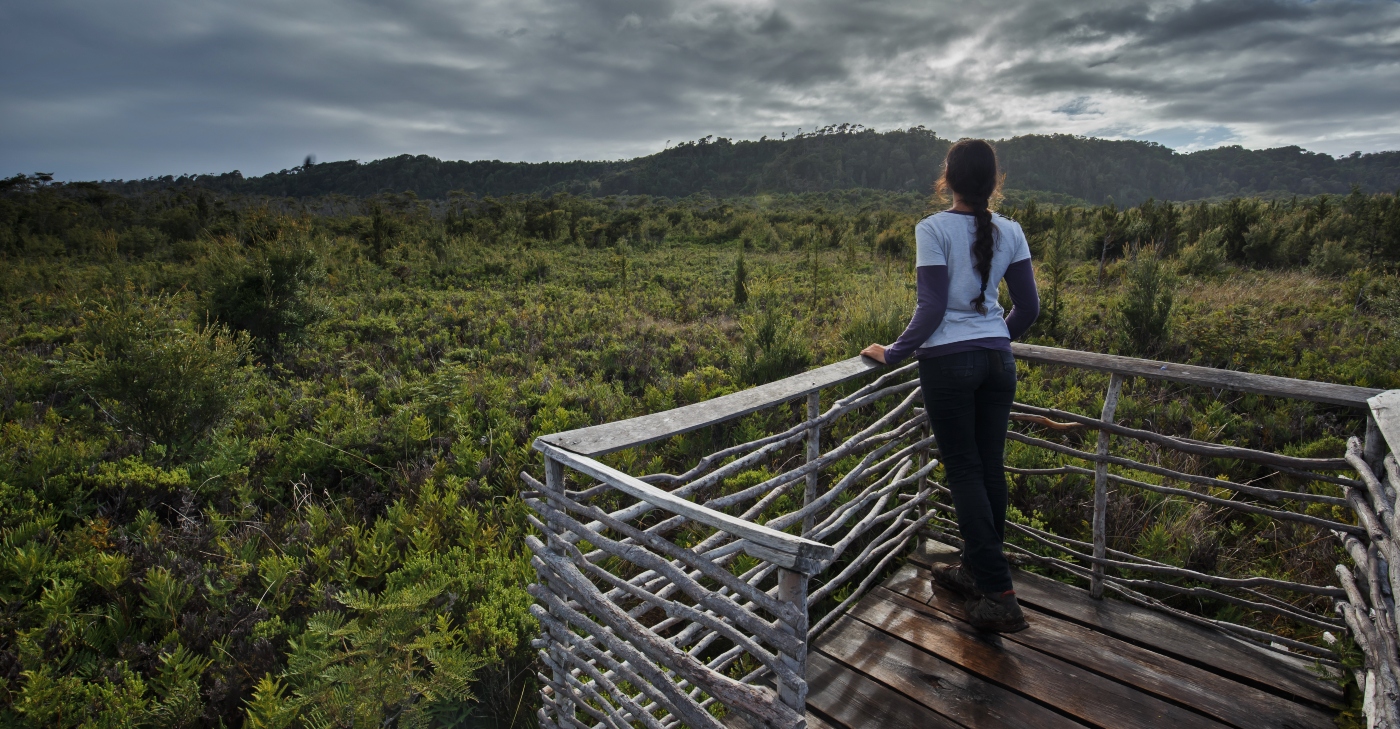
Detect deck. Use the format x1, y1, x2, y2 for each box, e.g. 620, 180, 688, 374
531, 349, 1395, 729
799, 540, 1342, 729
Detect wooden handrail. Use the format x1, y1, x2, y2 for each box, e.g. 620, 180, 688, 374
536, 345, 1381, 458
1012, 343, 1382, 408
537, 356, 882, 456
535, 442, 836, 574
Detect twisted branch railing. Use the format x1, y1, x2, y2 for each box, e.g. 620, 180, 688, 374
524, 344, 1400, 729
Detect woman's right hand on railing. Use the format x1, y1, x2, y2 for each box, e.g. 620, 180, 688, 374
860, 343, 887, 364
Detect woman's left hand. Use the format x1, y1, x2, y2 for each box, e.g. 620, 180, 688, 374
860, 343, 887, 364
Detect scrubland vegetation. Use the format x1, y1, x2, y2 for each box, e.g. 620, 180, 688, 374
2, 172, 1399, 726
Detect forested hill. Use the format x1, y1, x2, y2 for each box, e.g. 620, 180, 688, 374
103, 126, 1400, 205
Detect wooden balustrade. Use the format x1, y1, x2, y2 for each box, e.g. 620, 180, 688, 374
524, 345, 1399, 729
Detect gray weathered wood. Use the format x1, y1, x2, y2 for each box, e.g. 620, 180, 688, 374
531, 606, 671, 729
528, 545, 802, 729
775, 569, 809, 715
810, 509, 935, 605
1011, 461, 1361, 534
1005, 431, 1365, 534
1012, 342, 1382, 407
1093, 373, 1123, 598
807, 531, 916, 640
538, 648, 648, 729
537, 356, 883, 456
803, 391, 820, 536
897, 569, 1337, 729
527, 503, 804, 657
1005, 463, 1348, 507
1011, 522, 1343, 596
1371, 390, 1400, 456
531, 489, 804, 626
856, 587, 1235, 728
541, 453, 577, 725
527, 343, 1383, 728
1000, 542, 1342, 657
596, 395, 922, 547
1367, 414, 1388, 476
1337, 565, 1400, 725
537, 442, 834, 572
1014, 401, 1352, 471
1001, 520, 1342, 630
529, 582, 727, 729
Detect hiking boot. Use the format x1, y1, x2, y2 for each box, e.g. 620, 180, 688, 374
931, 563, 978, 596
965, 590, 1029, 633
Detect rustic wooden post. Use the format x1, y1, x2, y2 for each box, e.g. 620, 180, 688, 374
541, 455, 576, 727
802, 391, 821, 536
1366, 413, 1387, 479
1092, 374, 1124, 599
917, 412, 931, 522
775, 568, 809, 727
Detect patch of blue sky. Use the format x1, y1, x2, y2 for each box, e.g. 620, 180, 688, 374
1133, 125, 1241, 152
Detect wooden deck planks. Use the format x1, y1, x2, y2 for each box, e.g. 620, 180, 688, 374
805, 650, 965, 729
905, 547, 1342, 707
712, 553, 1335, 729
882, 564, 1335, 729
848, 587, 1233, 728
815, 614, 1085, 729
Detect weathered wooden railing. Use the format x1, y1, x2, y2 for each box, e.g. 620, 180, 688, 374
523, 344, 1400, 729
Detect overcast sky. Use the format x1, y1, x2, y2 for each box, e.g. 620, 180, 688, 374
3, 0, 1399, 181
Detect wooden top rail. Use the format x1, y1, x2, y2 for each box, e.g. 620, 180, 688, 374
535, 441, 837, 573
1013, 343, 1383, 408
537, 356, 882, 456
537, 345, 1381, 459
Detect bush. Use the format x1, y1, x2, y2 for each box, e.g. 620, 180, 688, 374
1034, 216, 1078, 340
841, 281, 913, 353
206, 244, 326, 355
55, 292, 252, 455
733, 253, 748, 306
1119, 253, 1175, 356
1310, 239, 1361, 277
1176, 227, 1227, 277
735, 308, 812, 385
874, 226, 910, 258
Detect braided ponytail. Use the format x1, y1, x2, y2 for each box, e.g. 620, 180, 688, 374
935, 139, 1002, 315
968, 199, 995, 314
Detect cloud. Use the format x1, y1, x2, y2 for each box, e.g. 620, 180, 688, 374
2, 0, 1398, 180
1054, 96, 1104, 117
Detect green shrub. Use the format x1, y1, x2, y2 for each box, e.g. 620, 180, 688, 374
874, 226, 910, 258
733, 253, 748, 306
1119, 252, 1175, 356
841, 281, 913, 353
1310, 239, 1361, 277
205, 244, 326, 355
1176, 227, 1227, 277
736, 308, 812, 385
1034, 216, 1078, 340
55, 292, 252, 455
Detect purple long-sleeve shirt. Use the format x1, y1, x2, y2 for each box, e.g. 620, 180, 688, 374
882, 258, 1040, 366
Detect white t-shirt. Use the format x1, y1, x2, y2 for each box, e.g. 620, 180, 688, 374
913, 210, 1032, 349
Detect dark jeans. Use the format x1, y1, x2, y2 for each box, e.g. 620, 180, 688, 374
919, 349, 1017, 594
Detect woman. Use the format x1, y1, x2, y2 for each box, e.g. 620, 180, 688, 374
861, 138, 1039, 633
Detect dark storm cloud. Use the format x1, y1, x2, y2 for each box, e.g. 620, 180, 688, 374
2, 0, 1398, 180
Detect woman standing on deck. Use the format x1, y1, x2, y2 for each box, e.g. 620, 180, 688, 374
860, 138, 1040, 633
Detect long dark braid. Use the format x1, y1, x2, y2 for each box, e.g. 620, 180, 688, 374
935, 139, 1001, 314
